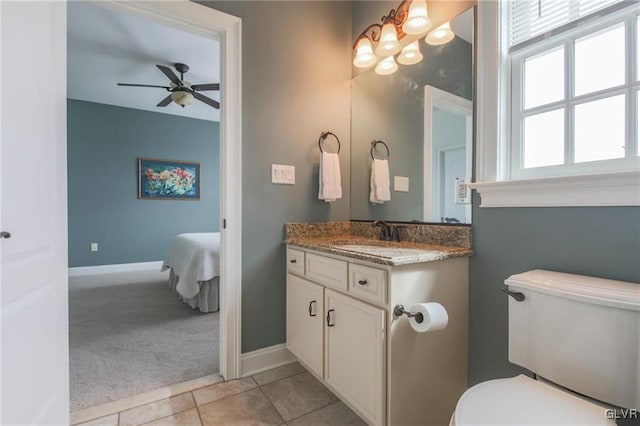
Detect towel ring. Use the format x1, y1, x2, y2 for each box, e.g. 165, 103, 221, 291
318, 131, 341, 154
370, 140, 390, 160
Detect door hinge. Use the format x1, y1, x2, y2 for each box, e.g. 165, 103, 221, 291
223, 219, 227, 229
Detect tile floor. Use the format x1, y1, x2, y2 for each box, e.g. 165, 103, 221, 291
76, 362, 366, 426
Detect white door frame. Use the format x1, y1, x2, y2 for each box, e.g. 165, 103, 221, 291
423, 85, 472, 223
71, 1, 243, 380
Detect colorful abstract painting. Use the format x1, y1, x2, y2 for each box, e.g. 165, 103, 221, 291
138, 158, 200, 200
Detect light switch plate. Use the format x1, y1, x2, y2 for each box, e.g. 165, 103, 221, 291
271, 164, 295, 184
394, 176, 409, 192
455, 178, 471, 204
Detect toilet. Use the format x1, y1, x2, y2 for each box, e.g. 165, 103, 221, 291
451, 269, 639, 425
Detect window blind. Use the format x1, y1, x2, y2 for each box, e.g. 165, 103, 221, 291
507, 0, 625, 50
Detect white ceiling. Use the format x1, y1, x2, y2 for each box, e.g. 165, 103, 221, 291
67, 2, 221, 122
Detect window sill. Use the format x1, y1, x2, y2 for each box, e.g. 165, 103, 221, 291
469, 171, 640, 207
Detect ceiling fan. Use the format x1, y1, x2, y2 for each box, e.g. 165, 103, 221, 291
117, 63, 220, 109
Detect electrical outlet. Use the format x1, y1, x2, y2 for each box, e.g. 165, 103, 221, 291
90, 243, 98, 252
455, 178, 470, 204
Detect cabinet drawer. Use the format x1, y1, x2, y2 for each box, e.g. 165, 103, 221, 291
306, 253, 348, 291
349, 264, 387, 305
287, 248, 305, 275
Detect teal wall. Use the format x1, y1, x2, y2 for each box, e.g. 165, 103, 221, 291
200, 1, 353, 352
67, 100, 219, 267
468, 201, 640, 384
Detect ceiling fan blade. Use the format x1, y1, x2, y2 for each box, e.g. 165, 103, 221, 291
157, 94, 173, 107
117, 83, 171, 89
156, 64, 182, 85
193, 92, 220, 109
191, 83, 220, 91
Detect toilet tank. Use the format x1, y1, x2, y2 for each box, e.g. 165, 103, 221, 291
505, 270, 639, 409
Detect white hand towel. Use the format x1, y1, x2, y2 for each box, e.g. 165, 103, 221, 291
318, 152, 342, 202
370, 159, 391, 204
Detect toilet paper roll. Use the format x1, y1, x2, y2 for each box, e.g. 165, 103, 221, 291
408, 302, 449, 333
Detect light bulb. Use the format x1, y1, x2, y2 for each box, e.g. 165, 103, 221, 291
397, 41, 423, 65
353, 37, 377, 68
402, 0, 432, 35
375, 56, 398, 76
425, 22, 455, 45
375, 22, 402, 57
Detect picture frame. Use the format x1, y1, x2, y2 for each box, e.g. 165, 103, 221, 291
138, 158, 200, 200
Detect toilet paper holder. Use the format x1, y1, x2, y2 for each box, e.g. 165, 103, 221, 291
393, 304, 424, 324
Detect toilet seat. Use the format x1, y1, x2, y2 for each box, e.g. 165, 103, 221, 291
451, 375, 614, 425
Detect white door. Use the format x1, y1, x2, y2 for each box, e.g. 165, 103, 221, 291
324, 289, 385, 426
286, 274, 324, 377
1, 2, 69, 425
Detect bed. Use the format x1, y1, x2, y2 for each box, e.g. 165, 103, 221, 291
162, 232, 220, 313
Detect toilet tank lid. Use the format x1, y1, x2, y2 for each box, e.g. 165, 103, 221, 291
505, 270, 640, 311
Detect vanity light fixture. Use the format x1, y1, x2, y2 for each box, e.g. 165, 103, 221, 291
425, 21, 455, 45
375, 56, 399, 76
353, 0, 438, 72
397, 40, 423, 65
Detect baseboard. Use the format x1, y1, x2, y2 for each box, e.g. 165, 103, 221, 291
240, 343, 297, 378
68, 260, 165, 277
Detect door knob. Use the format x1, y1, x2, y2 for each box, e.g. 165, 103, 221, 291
0, 231, 11, 239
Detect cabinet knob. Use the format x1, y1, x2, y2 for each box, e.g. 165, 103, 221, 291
358, 279, 367, 286
290, 259, 297, 264
0, 231, 11, 239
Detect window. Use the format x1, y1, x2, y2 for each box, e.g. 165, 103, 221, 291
506, 1, 640, 179
471, 0, 640, 207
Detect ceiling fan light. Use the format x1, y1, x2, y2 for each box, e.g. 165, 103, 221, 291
375, 55, 398, 76
375, 22, 402, 57
171, 91, 194, 107
402, 0, 432, 35
425, 22, 455, 45
353, 37, 378, 68
397, 41, 423, 65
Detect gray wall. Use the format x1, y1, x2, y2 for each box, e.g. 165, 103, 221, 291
468, 201, 640, 385
200, 1, 352, 352
67, 100, 219, 267
350, 1, 472, 222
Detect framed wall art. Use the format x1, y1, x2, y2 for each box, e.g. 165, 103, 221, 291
138, 158, 200, 200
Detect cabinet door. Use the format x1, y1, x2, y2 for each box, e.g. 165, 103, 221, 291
324, 289, 385, 426
286, 274, 324, 377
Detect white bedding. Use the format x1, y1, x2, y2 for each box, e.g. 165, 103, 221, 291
161, 232, 220, 299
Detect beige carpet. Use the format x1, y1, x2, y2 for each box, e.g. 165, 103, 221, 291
69, 269, 219, 411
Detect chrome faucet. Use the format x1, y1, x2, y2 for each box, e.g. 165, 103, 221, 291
372, 220, 392, 241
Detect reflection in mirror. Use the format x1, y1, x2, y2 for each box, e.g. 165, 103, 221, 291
350, 5, 474, 224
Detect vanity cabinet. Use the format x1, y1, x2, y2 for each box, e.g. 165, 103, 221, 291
286, 246, 469, 426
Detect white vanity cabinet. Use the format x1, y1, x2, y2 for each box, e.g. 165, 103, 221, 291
286, 246, 469, 426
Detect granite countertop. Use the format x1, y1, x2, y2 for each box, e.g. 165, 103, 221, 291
285, 234, 473, 266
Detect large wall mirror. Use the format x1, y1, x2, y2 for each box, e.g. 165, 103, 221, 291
350, 2, 475, 224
